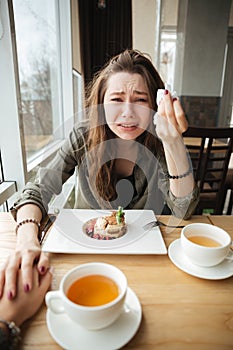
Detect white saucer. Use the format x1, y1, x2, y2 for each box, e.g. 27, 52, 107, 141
168, 239, 233, 280
46, 287, 142, 350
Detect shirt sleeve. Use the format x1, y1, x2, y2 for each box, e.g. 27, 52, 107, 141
166, 184, 200, 219
10, 122, 87, 221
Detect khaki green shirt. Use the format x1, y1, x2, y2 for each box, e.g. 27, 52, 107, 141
11, 121, 199, 220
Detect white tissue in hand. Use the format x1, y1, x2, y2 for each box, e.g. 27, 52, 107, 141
156, 83, 177, 105
156, 89, 165, 105
153, 112, 159, 125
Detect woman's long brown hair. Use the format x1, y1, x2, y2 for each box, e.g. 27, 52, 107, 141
85, 49, 165, 206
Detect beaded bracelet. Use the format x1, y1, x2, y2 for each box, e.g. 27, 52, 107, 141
15, 218, 40, 234
0, 319, 21, 350
165, 165, 192, 180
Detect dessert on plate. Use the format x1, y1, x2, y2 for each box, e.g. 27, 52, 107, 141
84, 207, 127, 240
94, 206, 127, 239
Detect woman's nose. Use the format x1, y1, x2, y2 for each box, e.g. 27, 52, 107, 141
121, 102, 135, 118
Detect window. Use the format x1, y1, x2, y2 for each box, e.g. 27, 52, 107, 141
0, 0, 74, 196
0, 151, 3, 184
159, 30, 177, 90
0, 150, 17, 211
12, 0, 64, 171
0, 0, 74, 210
158, 0, 178, 90
73, 69, 83, 124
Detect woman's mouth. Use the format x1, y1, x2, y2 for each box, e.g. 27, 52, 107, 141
117, 123, 138, 130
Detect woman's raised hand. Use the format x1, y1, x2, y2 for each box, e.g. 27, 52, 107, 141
155, 89, 188, 144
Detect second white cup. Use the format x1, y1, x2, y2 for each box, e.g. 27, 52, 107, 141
181, 223, 233, 267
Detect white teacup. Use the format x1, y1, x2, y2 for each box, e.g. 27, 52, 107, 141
181, 223, 233, 267
46, 262, 127, 330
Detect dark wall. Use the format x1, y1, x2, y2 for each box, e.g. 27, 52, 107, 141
181, 96, 221, 127
78, 0, 132, 86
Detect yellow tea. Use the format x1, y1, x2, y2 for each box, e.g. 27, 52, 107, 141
188, 235, 221, 247
67, 274, 119, 306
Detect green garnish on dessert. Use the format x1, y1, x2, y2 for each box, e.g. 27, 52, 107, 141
116, 206, 124, 224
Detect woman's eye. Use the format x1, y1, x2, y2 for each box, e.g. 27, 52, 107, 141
111, 98, 122, 102
136, 98, 148, 103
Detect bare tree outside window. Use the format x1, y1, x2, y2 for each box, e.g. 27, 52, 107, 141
13, 0, 63, 162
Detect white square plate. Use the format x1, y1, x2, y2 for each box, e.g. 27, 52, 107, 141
42, 209, 167, 255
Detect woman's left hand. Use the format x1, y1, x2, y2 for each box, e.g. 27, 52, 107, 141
155, 89, 188, 144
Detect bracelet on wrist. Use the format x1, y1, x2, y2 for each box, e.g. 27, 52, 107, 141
165, 164, 192, 180
0, 320, 21, 350
15, 218, 40, 235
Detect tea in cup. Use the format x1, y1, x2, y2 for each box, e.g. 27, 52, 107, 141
181, 223, 233, 267
45, 262, 127, 330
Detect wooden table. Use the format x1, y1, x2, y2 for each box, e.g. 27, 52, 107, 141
183, 136, 231, 151
0, 213, 233, 350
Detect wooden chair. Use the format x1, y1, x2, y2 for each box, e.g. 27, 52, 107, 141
223, 168, 233, 215
183, 126, 233, 214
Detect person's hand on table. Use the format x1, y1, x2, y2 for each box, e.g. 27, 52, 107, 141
0, 265, 52, 326
0, 266, 52, 349
0, 235, 50, 300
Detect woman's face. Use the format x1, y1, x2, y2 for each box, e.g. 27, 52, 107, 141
103, 72, 152, 140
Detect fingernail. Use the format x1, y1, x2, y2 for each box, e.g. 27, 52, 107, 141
24, 283, 30, 292
7, 290, 13, 300
164, 89, 169, 95
40, 266, 45, 274
173, 97, 177, 101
